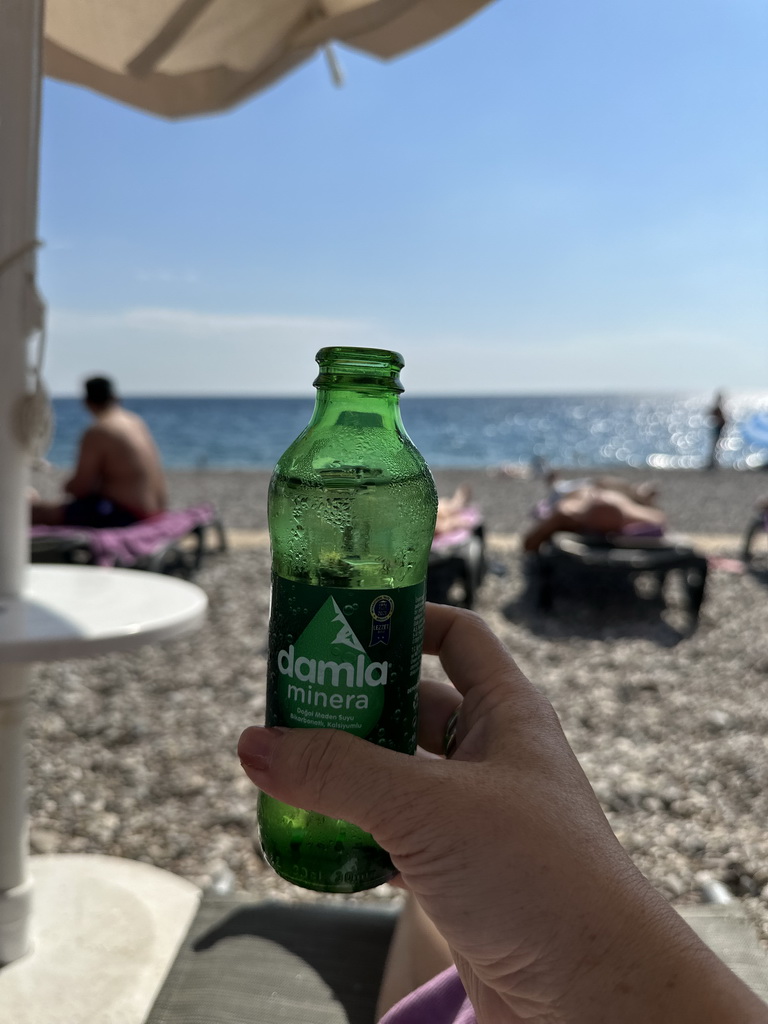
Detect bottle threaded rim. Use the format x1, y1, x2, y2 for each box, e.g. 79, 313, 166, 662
314, 347, 405, 392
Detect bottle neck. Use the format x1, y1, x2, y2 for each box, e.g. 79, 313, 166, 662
308, 385, 405, 433
309, 347, 407, 433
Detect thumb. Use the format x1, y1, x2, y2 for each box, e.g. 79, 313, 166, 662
238, 725, 435, 843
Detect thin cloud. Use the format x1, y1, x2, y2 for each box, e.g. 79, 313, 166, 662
45, 306, 381, 394
45, 309, 764, 395
133, 269, 201, 284
52, 306, 372, 336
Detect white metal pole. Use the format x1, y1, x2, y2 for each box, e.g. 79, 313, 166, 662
0, 0, 45, 963
0, 667, 33, 965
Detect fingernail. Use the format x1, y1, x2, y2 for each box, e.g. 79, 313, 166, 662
238, 726, 284, 772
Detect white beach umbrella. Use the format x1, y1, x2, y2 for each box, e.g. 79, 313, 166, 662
44, 0, 496, 117
0, 0, 497, 970
3, 0, 499, 586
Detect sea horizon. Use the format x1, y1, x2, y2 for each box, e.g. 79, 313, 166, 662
50, 388, 768, 401
46, 392, 768, 473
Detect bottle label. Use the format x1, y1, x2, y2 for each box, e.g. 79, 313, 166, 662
267, 575, 425, 753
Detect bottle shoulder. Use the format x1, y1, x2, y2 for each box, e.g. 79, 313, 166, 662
273, 427, 435, 490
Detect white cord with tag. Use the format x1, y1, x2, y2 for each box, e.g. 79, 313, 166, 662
2, 240, 55, 465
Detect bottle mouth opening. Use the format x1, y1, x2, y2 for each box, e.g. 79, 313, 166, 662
314, 347, 405, 392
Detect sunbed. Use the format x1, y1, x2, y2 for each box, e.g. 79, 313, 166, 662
742, 504, 768, 565
532, 531, 708, 623
29, 503, 226, 578
427, 506, 486, 609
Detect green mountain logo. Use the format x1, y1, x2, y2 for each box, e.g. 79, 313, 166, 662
329, 600, 365, 653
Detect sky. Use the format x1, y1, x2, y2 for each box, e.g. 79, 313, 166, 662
39, 0, 768, 397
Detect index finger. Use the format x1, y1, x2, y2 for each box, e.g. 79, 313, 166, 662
423, 603, 529, 700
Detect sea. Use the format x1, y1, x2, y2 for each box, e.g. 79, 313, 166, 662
47, 393, 768, 473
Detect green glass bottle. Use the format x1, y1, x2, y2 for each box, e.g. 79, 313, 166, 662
258, 347, 438, 893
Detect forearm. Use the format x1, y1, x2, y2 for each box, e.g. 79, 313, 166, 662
555, 886, 767, 1024
467, 867, 768, 1024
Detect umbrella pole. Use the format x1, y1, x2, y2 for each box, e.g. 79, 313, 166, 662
0, 0, 44, 964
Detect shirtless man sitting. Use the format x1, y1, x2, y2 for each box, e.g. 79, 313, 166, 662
31, 377, 168, 528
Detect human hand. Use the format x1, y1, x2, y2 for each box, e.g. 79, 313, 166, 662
239, 604, 766, 1024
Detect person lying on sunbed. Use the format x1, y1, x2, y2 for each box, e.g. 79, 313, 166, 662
543, 470, 659, 508
435, 485, 474, 535
522, 481, 667, 552
432, 486, 484, 552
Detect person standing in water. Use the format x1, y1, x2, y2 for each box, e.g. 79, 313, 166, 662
707, 391, 727, 469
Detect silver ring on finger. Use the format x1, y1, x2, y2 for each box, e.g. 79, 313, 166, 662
443, 705, 461, 759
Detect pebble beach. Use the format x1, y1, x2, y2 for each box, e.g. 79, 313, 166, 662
27, 466, 768, 943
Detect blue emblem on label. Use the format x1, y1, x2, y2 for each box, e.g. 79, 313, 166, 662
370, 595, 394, 646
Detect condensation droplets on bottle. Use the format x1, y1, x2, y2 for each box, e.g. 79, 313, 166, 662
258, 347, 438, 893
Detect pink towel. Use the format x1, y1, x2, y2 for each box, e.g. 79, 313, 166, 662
31, 504, 218, 568
432, 506, 484, 553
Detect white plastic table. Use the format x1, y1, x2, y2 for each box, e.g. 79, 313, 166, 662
0, 565, 208, 1021
0, 564, 207, 662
